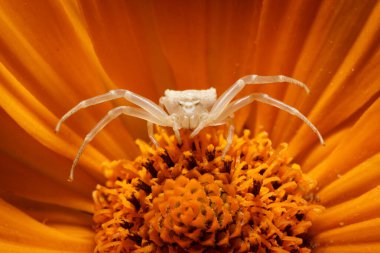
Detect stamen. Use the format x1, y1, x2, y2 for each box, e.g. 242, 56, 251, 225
93, 127, 324, 252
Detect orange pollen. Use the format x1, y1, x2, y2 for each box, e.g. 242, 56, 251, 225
92, 128, 324, 253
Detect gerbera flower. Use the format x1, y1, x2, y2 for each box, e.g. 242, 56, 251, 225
1, 1, 379, 252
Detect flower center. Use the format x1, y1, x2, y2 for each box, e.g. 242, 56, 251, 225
93, 128, 323, 253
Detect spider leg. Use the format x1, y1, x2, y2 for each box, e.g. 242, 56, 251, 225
170, 115, 182, 145
147, 120, 181, 146
56, 89, 169, 132
214, 93, 325, 145
222, 117, 235, 157
147, 122, 159, 147
210, 75, 309, 121
68, 106, 165, 182
173, 126, 182, 145
189, 113, 209, 138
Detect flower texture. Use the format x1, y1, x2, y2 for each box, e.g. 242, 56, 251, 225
93, 129, 323, 252
1, 1, 380, 253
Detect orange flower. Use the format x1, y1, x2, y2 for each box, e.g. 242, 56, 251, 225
1, 1, 379, 252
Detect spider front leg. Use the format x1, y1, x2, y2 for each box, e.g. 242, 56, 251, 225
191, 114, 234, 157
148, 116, 182, 146
147, 122, 159, 147
171, 115, 182, 145
190, 113, 209, 138
56, 89, 168, 132
210, 75, 309, 120
66, 106, 166, 182
222, 117, 235, 157
214, 93, 325, 145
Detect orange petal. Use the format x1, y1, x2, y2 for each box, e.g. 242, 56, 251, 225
289, 1, 380, 155
0, 198, 93, 251
250, 1, 321, 135
314, 218, 380, 245
79, 0, 176, 93
318, 152, 380, 206
152, 1, 209, 88
272, 1, 379, 145
314, 243, 380, 253
0, 111, 95, 211
3, 194, 93, 227
300, 127, 348, 172
0, 67, 106, 170
0, 153, 93, 212
12, 197, 94, 240
0, 0, 138, 160
308, 98, 380, 189
0, 241, 83, 253
310, 186, 380, 234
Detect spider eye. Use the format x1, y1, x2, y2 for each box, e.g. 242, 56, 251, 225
178, 100, 200, 108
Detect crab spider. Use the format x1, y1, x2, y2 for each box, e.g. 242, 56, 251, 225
56, 75, 324, 181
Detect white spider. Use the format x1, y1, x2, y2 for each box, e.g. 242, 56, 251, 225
56, 75, 324, 181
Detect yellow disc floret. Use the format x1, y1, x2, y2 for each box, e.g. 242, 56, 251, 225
93, 128, 323, 253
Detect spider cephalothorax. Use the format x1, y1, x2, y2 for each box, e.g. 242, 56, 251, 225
160, 88, 217, 130
56, 75, 324, 181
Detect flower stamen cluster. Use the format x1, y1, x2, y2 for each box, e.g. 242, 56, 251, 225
93, 128, 323, 252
